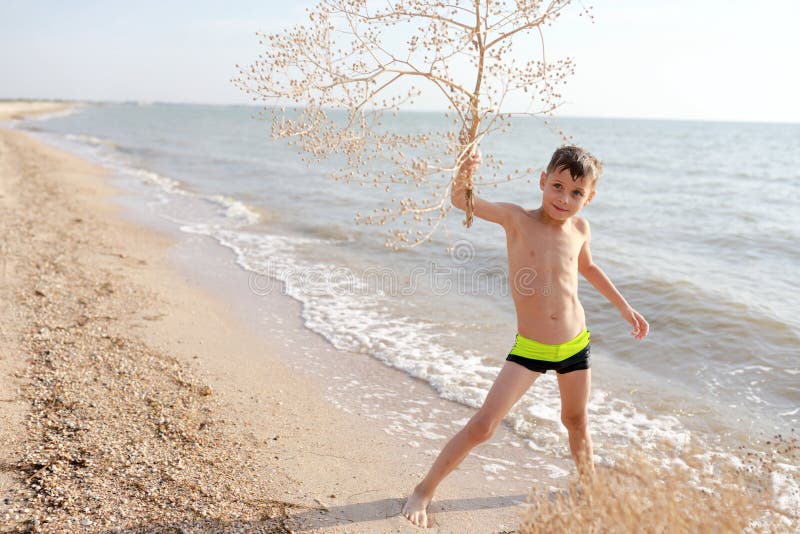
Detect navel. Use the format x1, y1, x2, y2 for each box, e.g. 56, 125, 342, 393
550, 313, 558, 320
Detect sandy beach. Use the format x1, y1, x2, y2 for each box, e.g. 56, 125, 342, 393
0, 102, 543, 532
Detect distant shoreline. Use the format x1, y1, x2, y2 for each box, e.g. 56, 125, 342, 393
2, 99, 797, 126
0, 100, 81, 121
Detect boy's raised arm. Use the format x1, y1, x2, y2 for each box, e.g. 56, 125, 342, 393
451, 151, 523, 228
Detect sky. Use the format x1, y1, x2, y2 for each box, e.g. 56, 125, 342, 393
1, 0, 798, 123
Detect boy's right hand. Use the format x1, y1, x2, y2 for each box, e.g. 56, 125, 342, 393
459, 149, 482, 177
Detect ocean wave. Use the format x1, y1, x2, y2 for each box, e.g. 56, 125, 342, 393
57, 130, 265, 229
122, 167, 189, 197
64, 133, 117, 150
304, 223, 356, 242
206, 195, 262, 226
179, 225, 698, 463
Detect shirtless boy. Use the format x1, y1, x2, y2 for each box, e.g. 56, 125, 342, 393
402, 145, 649, 528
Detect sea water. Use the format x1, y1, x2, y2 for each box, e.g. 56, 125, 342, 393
18, 103, 799, 509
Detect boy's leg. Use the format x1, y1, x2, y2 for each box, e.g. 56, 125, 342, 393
402, 361, 540, 527
556, 369, 593, 478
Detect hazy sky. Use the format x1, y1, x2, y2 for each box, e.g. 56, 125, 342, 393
1, 1, 798, 123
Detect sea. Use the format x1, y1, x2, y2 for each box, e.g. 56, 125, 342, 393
13, 103, 799, 515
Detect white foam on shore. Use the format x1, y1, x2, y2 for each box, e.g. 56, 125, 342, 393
482, 463, 507, 475
41, 129, 263, 229
206, 195, 261, 226
178, 223, 800, 517
65, 133, 107, 146
178, 225, 698, 462
126, 167, 188, 196
771, 466, 800, 521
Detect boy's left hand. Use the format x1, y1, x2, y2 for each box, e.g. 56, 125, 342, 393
621, 307, 649, 340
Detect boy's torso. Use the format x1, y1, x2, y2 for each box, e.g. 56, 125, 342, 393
504, 208, 588, 344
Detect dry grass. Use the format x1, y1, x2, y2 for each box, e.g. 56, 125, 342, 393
519, 439, 799, 533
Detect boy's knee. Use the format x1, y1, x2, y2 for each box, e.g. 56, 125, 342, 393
466, 415, 497, 443
561, 411, 587, 433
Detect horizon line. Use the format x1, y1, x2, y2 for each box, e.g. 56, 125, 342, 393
2, 97, 798, 127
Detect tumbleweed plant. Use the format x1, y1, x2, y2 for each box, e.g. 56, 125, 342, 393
235, 0, 590, 248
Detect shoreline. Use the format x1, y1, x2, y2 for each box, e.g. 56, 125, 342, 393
0, 102, 545, 532
0, 100, 81, 122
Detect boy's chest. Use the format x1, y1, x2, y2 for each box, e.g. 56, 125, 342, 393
506, 228, 583, 269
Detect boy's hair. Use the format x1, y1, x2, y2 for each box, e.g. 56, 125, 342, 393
546, 145, 603, 185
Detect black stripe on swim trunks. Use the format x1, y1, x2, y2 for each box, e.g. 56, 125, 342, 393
506, 344, 591, 375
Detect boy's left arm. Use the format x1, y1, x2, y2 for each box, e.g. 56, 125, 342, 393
578, 222, 649, 340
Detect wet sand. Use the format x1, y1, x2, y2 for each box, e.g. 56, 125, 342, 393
0, 101, 557, 533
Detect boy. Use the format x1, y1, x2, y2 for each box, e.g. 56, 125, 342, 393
402, 145, 649, 528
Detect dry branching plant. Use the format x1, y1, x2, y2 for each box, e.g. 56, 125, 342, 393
235, 0, 592, 248
519, 438, 800, 533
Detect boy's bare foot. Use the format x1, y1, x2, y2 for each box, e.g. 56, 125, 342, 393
402, 486, 432, 528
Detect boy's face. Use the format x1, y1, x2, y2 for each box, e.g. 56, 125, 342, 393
539, 167, 596, 220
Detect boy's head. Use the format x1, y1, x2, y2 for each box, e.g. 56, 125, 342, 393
539, 145, 602, 219
545, 145, 603, 186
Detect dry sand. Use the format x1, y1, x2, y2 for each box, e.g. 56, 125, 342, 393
0, 101, 540, 533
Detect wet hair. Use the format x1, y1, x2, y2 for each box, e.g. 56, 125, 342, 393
545, 145, 603, 185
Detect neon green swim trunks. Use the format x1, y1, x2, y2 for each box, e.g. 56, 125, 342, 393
506, 328, 591, 374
